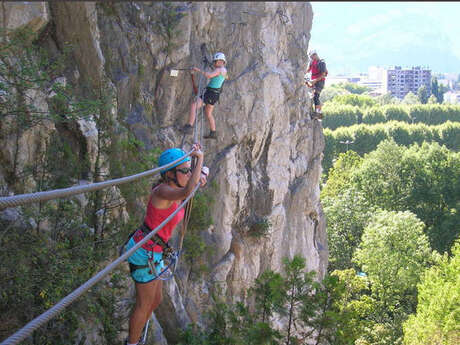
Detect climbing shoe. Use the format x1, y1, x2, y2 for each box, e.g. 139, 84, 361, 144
312, 111, 323, 120
203, 130, 217, 139
181, 124, 193, 134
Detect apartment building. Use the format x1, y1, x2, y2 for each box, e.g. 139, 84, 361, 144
386, 66, 431, 99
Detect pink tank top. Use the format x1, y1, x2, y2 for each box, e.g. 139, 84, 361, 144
133, 191, 185, 253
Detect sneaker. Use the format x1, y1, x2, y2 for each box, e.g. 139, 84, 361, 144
203, 130, 217, 139
181, 124, 193, 134
124, 339, 139, 345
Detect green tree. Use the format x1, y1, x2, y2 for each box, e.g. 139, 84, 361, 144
250, 270, 287, 323
322, 104, 360, 130
332, 94, 377, 108
383, 105, 411, 122
320, 85, 350, 104
348, 140, 460, 253
417, 85, 429, 104
321, 150, 363, 198
427, 94, 438, 104
337, 82, 371, 95
376, 93, 400, 105
353, 210, 434, 344
316, 269, 375, 345
282, 255, 317, 345
322, 188, 377, 271
363, 106, 386, 124
438, 83, 448, 103
431, 77, 440, 101
403, 240, 460, 345
353, 210, 433, 310
402, 91, 420, 105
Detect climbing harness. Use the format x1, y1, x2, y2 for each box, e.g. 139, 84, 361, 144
119, 223, 179, 281
1, 180, 200, 345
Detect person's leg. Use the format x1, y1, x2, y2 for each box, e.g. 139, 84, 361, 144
313, 90, 320, 111
188, 97, 203, 126
314, 81, 324, 113
148, 280, 163, 314
128, 281, 160, 344
315, 91, 322, 112
204, 104, 216, 131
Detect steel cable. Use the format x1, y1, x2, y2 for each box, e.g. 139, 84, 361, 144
0, 182, 200, 345
0, 150, 195, 210
194, 59, 207, 146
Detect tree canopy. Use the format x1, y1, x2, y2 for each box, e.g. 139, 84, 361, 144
403, 240, 460, 345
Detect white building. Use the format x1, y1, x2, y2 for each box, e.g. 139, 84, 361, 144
326, 76, 350, 86
368, 66, 386, 81
444, 91, 460, 104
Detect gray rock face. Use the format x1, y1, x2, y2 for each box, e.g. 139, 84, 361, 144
0, 2, 327, 344
0, 1, 49, 32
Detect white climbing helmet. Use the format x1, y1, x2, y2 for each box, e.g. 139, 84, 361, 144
213, 52, 226, 63
309, 49, 317, 57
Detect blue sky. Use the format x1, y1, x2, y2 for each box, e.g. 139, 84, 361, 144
309, 2, 460, 75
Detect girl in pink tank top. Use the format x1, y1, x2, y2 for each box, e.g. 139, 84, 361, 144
126, 143, 207, 345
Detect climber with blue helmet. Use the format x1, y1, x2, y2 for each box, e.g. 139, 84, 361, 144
182, 52, 228, 140
123, 143, 206, 345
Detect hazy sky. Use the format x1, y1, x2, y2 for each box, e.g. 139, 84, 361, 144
309, 2, 460, 75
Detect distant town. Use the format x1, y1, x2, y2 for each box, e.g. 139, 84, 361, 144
328, 66, 460, 103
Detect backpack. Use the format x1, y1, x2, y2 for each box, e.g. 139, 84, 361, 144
318, 59, 328, 77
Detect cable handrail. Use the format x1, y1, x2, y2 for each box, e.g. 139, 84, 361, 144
0, 182, 200, 345
0, 149, 195, 210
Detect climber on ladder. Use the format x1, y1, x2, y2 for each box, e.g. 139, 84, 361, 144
181, 52, 228, 140
122, 144, 208, 345
306, 49, 327, 119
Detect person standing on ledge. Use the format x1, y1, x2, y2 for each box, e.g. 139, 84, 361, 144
182, 52, 228, 140
306, 50, 327, 119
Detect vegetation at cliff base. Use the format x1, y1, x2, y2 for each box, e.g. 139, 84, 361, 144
321, 88, 460, 344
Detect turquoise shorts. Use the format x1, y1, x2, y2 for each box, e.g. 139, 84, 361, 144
125, 237, 165, 284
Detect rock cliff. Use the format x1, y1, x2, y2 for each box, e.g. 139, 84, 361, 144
0, 2, 327, 344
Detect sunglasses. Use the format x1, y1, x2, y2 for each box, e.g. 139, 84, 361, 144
175, 167, 192, 174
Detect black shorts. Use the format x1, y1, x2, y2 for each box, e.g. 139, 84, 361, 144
201, 87, 221, 105
314, 80, 325, 93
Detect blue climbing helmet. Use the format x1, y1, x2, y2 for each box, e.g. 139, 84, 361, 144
158, 148, 191, 174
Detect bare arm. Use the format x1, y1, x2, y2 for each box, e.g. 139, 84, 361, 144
193, 67, 224, 79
